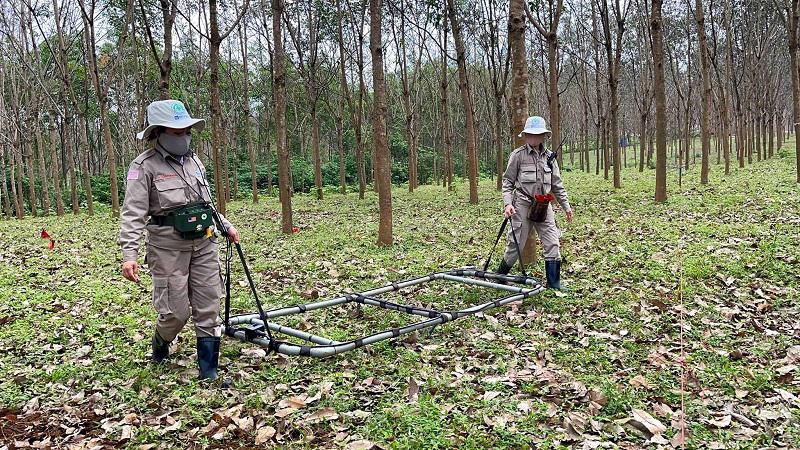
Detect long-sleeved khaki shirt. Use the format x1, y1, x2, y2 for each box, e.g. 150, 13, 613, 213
502, 144, 570, 211
119, 145, 232, 262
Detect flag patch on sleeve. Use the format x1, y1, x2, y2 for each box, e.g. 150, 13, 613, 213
127, 169, 140, 180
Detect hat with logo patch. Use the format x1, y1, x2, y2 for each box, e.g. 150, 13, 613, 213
518, 116, 552, 137
136, 100, 205, 140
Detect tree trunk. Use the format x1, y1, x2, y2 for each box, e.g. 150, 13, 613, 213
337, 94, 346, 195
310, 98, 323, 200
336, 0, 349, 196
64, 118, 78, 215
273, 0, 293, 233
494, 93, 504, 190
25, 139, 37, 217
639, 114, 647, 172
695, 0, 711, 184
509, 0, 528, 149
440, 23, 453, 191
447, 0, 479, 204
370, 0, 392, 246
599, 0, 624, 188
50, 118, 65, 216
547, 36, 562, 165
78, 115, 94, 215
158, 0, 176, 98
36, 131, 50, 215
237, 20, 258, 204
208, 0, 234, 213
0, 145, 11, 218
12, 146, 24, 219
768, 114, 775, 158
787, 0, 800, 183
652, 0, 667, 202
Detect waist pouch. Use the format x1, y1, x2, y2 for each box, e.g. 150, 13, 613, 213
152, 203, 214, 240
527, 193, 554, 223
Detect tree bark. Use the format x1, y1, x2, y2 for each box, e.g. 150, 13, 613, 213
24, 139, 37, 217
209, 0, 226, 213
370, 0, 392, 246
273, 0, 293, 233
440, 22, 453, 191
652, 0, 667, 202
509, 0, 528, 150
50, 116, 65, 216
787, 13, 799, 181
80, 0, 132, 217
599, 0, 625, 189
447, 0, 479, 204
527, 0, 564, 165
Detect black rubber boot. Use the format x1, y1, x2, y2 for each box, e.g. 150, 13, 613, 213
151, 330, 170, 364
545, 260, 562, 290
496, 259, 512, 275
197, 336, 220, 381
495, 259, 513, 284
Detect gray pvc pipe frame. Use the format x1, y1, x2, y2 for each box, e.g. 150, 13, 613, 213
224, 268, 545, 357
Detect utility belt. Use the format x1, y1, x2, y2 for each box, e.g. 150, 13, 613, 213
150, 202, 215, 240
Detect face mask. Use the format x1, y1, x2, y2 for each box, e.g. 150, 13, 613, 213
158, 132, 192, 156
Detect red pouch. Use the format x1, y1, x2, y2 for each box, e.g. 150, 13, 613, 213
528, 193, 554, 222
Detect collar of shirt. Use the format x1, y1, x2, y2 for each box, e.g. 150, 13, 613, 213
525, 143, 546, 156
154, 144, 192, 165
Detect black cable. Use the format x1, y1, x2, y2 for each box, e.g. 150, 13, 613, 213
509, 216, 528, 278
481, 216, 527, 278
482, 217, 508, 271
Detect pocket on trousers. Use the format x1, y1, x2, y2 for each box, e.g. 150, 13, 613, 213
152, 276, 171, 314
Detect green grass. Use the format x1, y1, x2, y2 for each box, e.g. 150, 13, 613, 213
0, 140, 798, 448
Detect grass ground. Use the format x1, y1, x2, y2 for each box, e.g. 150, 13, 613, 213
0, 142, 798, 449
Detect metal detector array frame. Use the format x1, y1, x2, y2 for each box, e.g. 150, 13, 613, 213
223, 268, 544, 357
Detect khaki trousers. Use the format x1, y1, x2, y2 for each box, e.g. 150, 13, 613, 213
502, 199, 561, 266
147, 240, 223, 341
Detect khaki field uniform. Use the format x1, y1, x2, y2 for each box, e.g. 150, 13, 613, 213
119, 146, 232, 341
501, 144, 570, 265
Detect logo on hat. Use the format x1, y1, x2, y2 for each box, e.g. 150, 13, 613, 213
172, 102, 189, 120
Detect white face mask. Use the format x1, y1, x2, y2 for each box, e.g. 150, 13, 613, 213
158, 132, 191, 156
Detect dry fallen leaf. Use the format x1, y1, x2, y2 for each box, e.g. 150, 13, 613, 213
564, 411, 588, 440
482, 391, 501, 401
274, 407, 298, 418
629, 375, 653, 390
407, 378, 420, 403
347, 439, 376, 450
303, 407, 339, 424
255, 426, 276, 445
232, 416, 254, 432
163, 420, 181, 432
627, 408, 666, 438
706, 414, 732, 428
120, 425, 134, 440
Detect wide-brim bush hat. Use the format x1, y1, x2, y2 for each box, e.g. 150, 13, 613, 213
136, 100, 205, 140
518, 116, 552, 137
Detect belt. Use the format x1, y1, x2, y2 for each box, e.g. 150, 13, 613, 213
149, 215, 176, 226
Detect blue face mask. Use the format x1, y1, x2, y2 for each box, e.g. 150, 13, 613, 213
158, 132, 192, 156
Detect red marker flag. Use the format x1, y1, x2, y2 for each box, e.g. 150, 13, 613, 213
40, 228, 55, 250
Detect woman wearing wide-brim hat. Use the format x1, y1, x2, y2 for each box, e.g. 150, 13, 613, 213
119, 99, 240, 381
497, 116, 573, 289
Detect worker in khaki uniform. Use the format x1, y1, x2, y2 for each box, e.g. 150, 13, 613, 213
119, 100, 240, 381
497, 116, 573, 289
